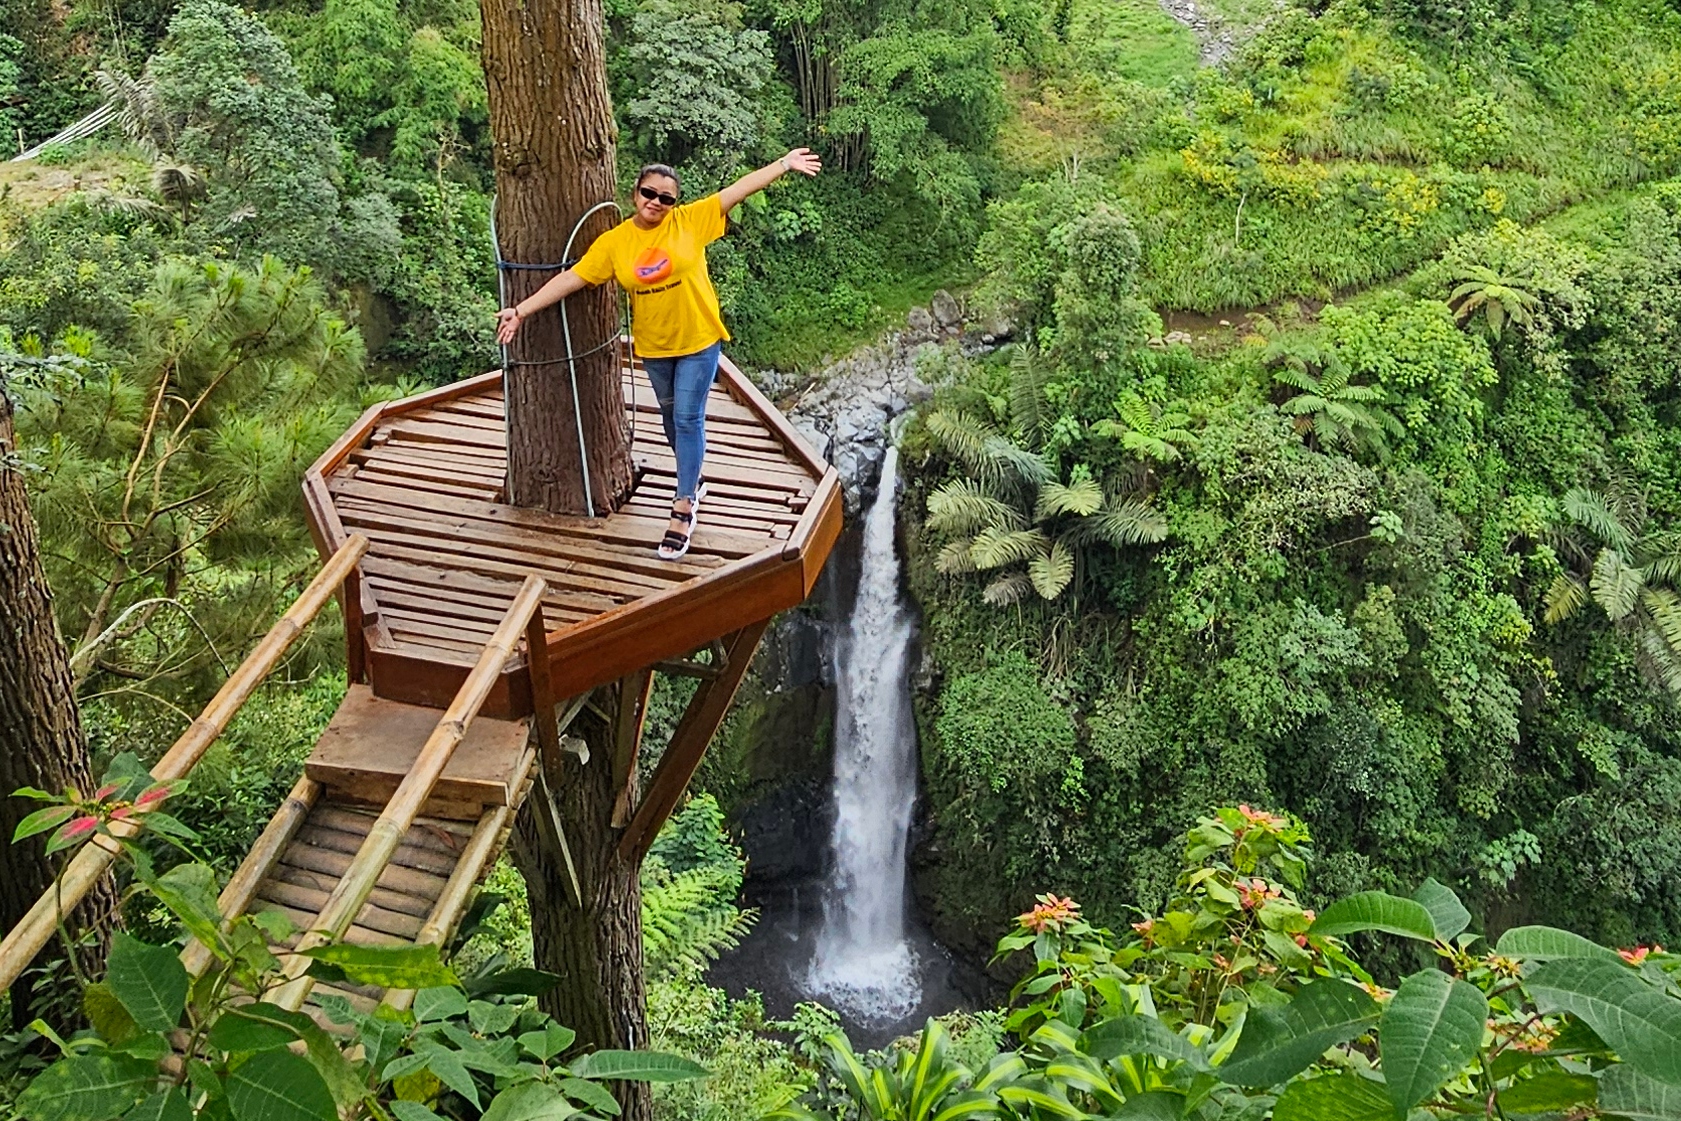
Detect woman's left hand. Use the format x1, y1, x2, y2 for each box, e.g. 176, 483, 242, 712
783, 147, 822, 177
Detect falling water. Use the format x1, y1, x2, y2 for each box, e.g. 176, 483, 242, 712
807, 446, 923, 1022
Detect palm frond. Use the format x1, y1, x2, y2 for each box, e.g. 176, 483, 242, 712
1073, 497, 1169, 548
968, 526, 1049, 569
1544, 573, 1586, 624
1007, 346, 1050, 441
935, 537, 980, 574
1027, 540, 1074, 600
982, 571, 1034, 607
1035, 476, 1104, 519
924, 407, 1050, 490
1562, 488, 1636, 554
926, 478, 1024, 536
1591, 547, 1644, 621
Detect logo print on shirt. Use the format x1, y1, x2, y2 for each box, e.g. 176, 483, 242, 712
633, 247, 673, 284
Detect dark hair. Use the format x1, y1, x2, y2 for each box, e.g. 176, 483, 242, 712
635, 163, 681, 195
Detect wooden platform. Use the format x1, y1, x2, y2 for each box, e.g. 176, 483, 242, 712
303, 352, 842, 715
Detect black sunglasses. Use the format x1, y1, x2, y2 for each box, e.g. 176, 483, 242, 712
638, 185, 679, 207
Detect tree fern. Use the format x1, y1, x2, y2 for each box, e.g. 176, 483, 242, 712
641, 858, 758, 979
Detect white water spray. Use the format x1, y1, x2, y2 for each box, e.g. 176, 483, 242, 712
807, 447, 923, 1021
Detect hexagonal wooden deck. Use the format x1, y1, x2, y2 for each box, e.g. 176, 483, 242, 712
302, 352, 841, 717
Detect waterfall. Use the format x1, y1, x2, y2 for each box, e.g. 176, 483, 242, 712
807, 446, 923, 1022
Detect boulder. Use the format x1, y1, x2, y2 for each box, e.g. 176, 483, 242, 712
930, 289, 962, 327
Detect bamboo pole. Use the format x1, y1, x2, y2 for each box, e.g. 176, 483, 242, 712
268, 575, 547, 1011
181, 776, 322, 979
0, 535, 370, 993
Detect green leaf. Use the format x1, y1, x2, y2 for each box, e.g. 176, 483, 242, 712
1310, 893, 1439, 942
357, 1012, 411, 1075
12, 804, 76, 843
105, 933, 189, 1032
412, 1041, 481, 1108
1080, 1016, 1210, 1070
1380, 969, 1488, 1111
481, 1082, 578, 1121
208, 1006, 309, 1054
81, 983, 139, 1046
996, 1083, 1084, 1119
1498, 1069, 1598, 1113
125, 1088, 193, 1121
1273, 1073, 1400, 1121
224, 1050, 337, 1121
469, 1000, 521, 1036
389, 1104, 446, 1121
1526, 958, 1681, 1084
1217, 980, 1380, 1087
569, 1050, 709, 1082
13, 1053, 155, 1121
145, 863, 225, 952
464, 967, 562, 998
557, 1077, 622, 1116
1411, 880, 1470, 942
1494, 926, 1622, 962
412, 986, 468, 1023
137, 812, 199, 843
1113, 1091, 1186, 1120
301, 944, 457, 990
519, 1022, 577, 1062
1601, 1065, 1681, 1121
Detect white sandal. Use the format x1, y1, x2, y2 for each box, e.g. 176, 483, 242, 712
658, 484, 705, 561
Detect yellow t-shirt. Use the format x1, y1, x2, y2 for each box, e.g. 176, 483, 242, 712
572, 194, 731, 359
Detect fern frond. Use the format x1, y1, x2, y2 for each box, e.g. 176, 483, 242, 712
1035, 476, 1104, 519
641, 862, 758, 978
1028, 540, 1074, 600
969, 526, 1049, 569
1591, 547, 1644, 621
926, 479, 1024, 536
982, 572, 1033, 607
1007, 347, 1050, 441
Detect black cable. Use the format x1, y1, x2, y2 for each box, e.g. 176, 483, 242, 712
495, 257, 580, 272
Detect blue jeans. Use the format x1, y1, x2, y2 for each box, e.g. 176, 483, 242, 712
642, 341, 720, 501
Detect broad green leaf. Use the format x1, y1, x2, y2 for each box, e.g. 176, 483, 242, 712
105, 934, 188, 1032
357, 1013, 411, 1076
1217, 980, 1380, 1087
224, 1050, 337, 1121
481, 1081, 578, 1121
297, 1015, 368, 1109
389, 1104, 446, 1121
12, 804, 75, 842
1411, 880, 1470, 942
82, 983, 139, 1046
1498, 1069, 1598, 1113
412, 1041, 481, 1108
1310, 893, 1439, 942
138, 812, 198, 843
465, 967, 563, 998
1601, 1065, 1681, 1120
1273, 1073, 1399, 1121
997, 1082, 1084, 1119
469, 1000, 521, 1036
569, 1049, 709, 1082
1526, 958, 1681, 1084
208, 1007, 306, 1054
301, 944, 457, 990
1380, 969, 1488, 1111
519, 1022, 577, 1062
1080, 1016, 1210, 1070
1114, 1091, 1186, 1120
146, 863, 225, 952
1494, 926, 1621, 962
13, 1054, 154, 1121
557, 1076, 622, 1116
413, 986, 469, 1023
929, 1090, 1005, 1121
126, 1088, 193, 1121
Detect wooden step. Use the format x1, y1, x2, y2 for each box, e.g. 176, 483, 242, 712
304, 685, 533, 820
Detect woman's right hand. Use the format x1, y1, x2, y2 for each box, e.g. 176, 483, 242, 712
495, 306, 522, 345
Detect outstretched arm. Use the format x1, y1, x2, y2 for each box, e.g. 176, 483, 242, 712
718, 147, 822, 216
495, 268, 593, 344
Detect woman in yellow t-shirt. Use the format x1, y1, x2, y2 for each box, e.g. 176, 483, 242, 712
495, 149, 822, 560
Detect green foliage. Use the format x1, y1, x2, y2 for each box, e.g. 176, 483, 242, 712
934, 651, 1077, 794
642, 795, 758, 978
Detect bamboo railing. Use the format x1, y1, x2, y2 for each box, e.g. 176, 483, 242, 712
0, 535, 370, 994
267, 574, 547, 1012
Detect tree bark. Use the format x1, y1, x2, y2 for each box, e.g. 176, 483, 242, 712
512, 686, 649, 1121
482, 0, 633, 517
0, 388, 115, 1026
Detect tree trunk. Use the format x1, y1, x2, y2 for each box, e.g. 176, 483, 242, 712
482, 0, 633, 517
0, 388, 115, 1026
512, 687, 649, 1121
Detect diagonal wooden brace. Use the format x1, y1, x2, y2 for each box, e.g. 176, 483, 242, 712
616, 619, 769, 865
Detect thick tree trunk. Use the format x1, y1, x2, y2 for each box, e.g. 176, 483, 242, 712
0, 389, 114, 1026
512, 688, 649, 1121
482, 0, 633, 517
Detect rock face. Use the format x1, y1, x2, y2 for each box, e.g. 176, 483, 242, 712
782, 291, 1011, 507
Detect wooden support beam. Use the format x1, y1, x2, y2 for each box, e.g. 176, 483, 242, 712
617, 619, 768, 864
610, 668, 653, 828
267, 574, 546, 1012
0, 534, 370, 995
